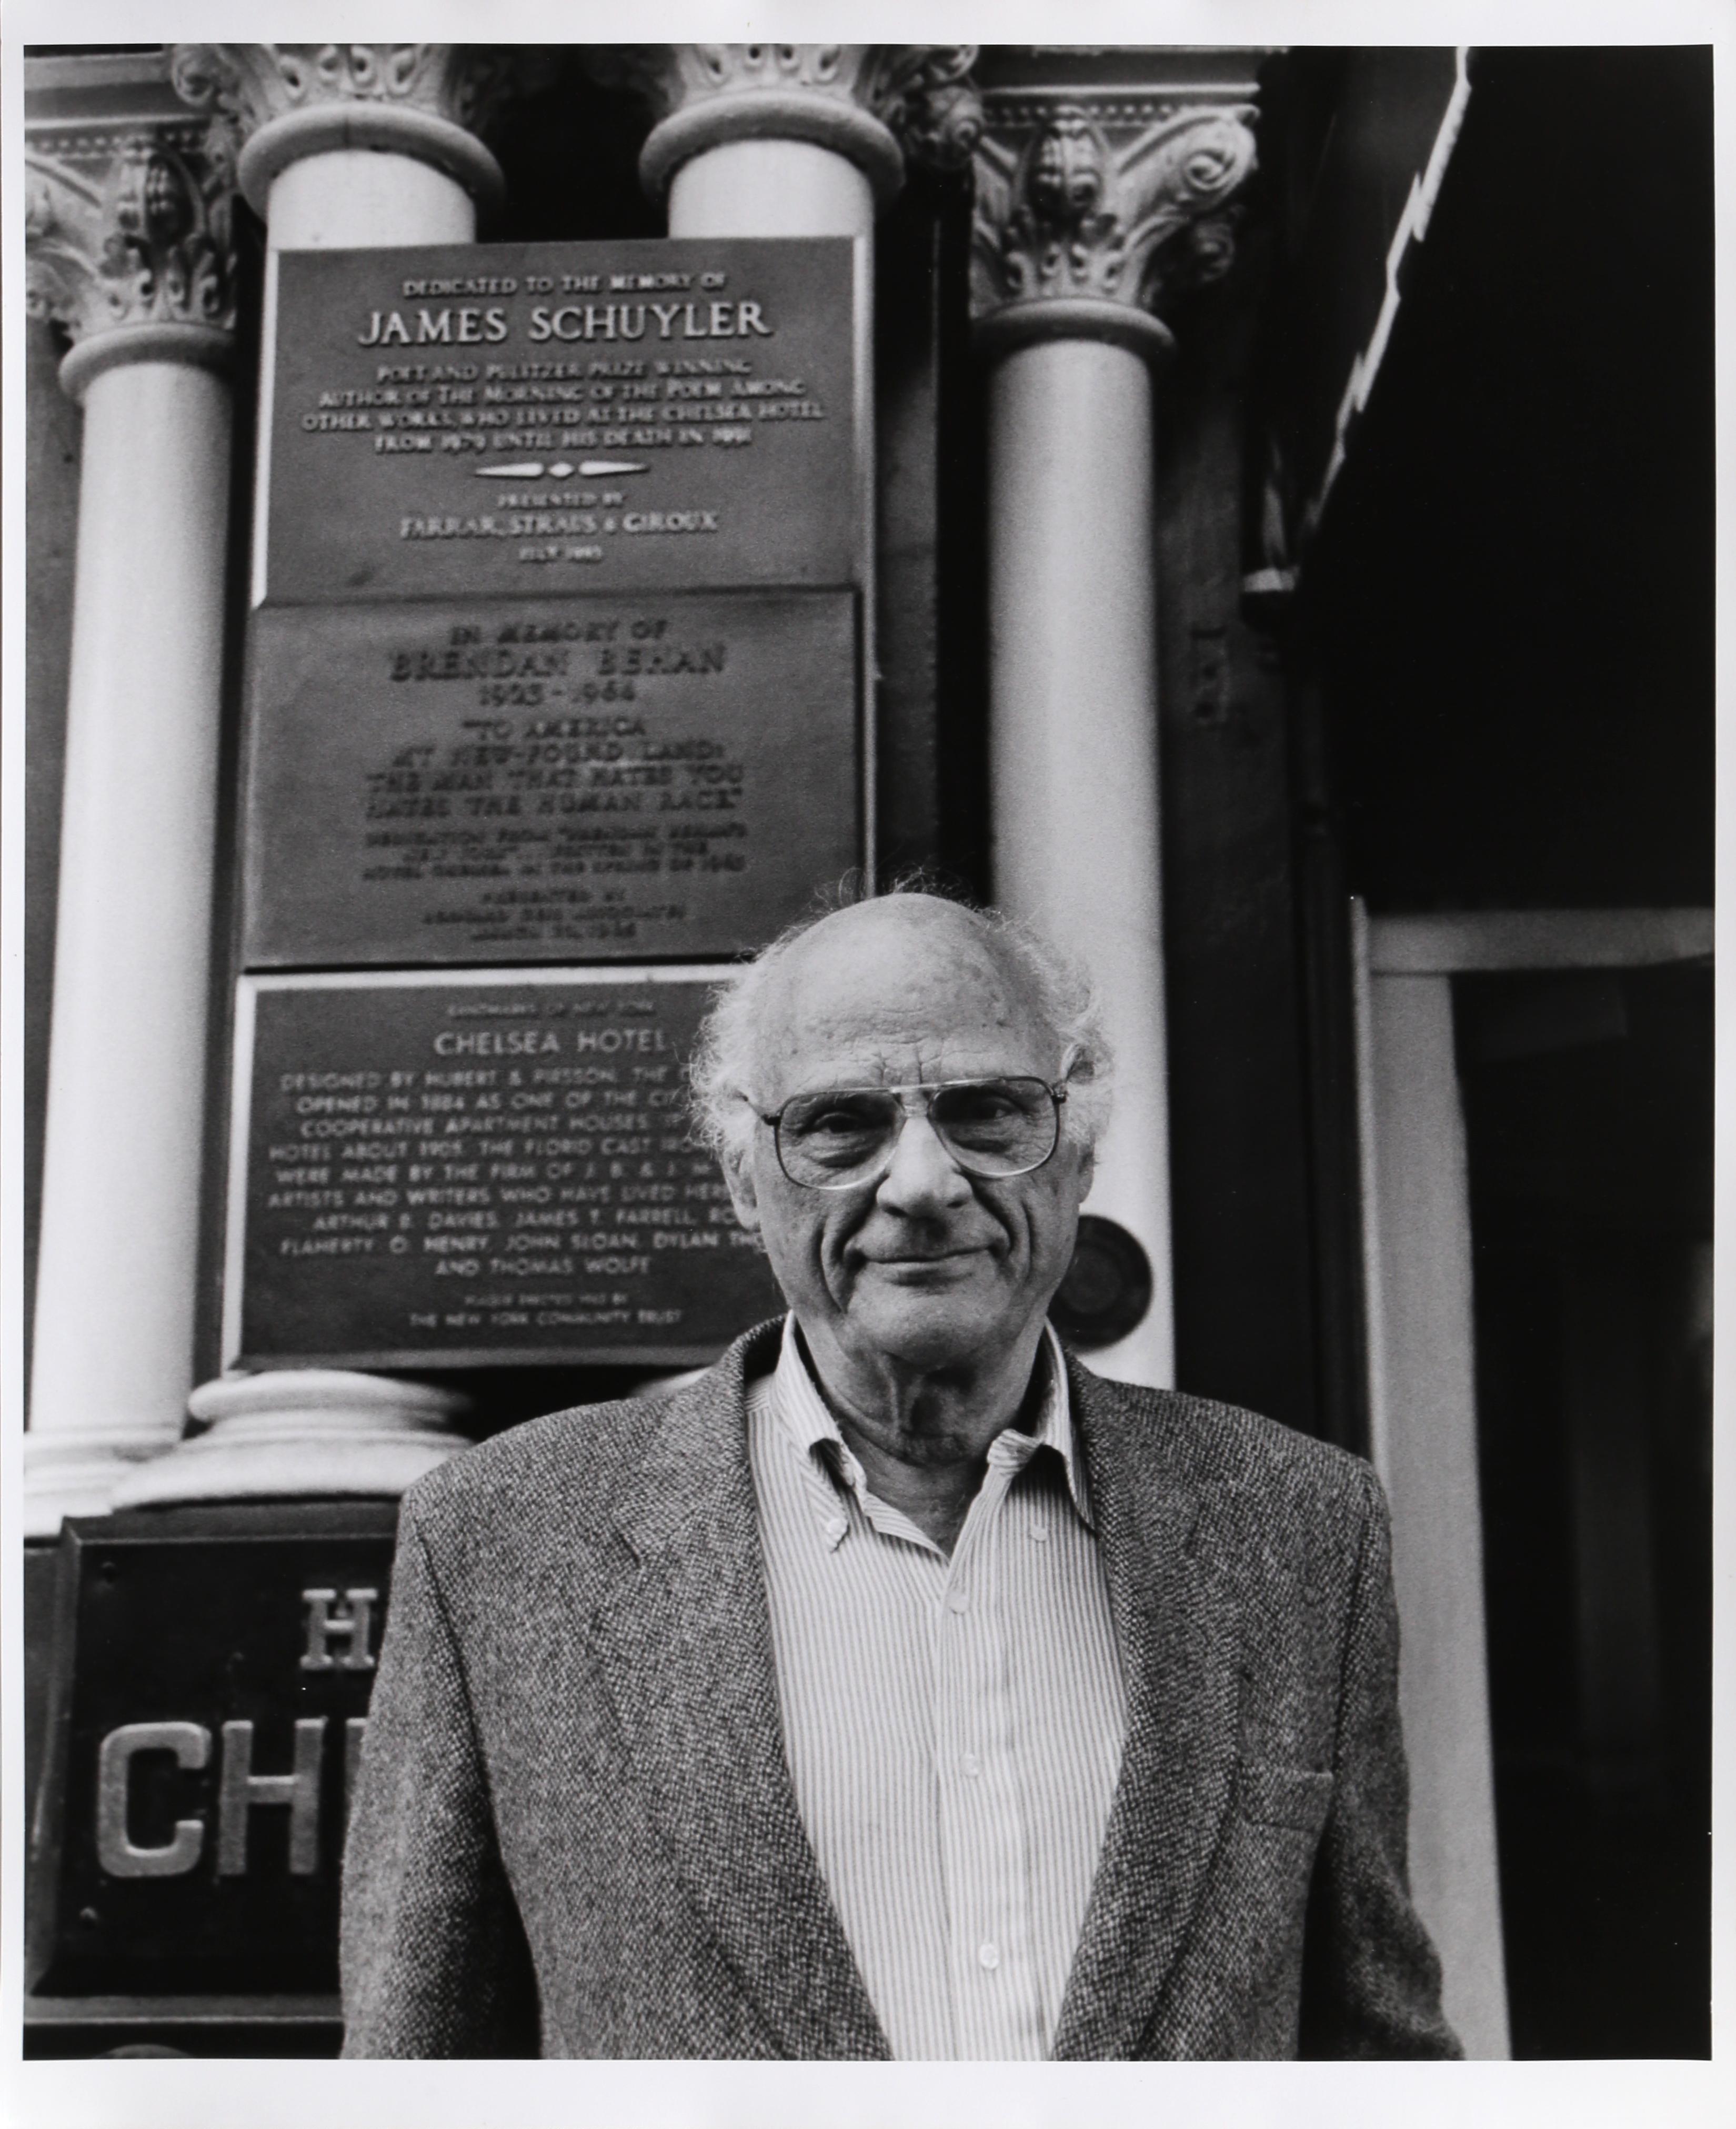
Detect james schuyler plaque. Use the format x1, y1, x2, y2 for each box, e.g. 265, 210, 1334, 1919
227, 971, 783, 1371
242, 591, 859, 967
263, 238, 861, 603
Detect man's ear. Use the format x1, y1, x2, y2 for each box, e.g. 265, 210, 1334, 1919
1059, 1051, 1097, 1206
723, 1136, 762, 1233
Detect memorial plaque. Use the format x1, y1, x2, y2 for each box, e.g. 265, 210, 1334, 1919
29, 1504, 399, 2001
265, 239, 861, 604
227, 970, 784, 1370
242, 590, 859, 968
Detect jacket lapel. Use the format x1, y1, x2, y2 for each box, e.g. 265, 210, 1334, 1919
586, 1327, 890, 2061
1051, 1364, 1244, 2060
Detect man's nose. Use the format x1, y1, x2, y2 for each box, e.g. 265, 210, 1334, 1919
874, 1111, 973, 1214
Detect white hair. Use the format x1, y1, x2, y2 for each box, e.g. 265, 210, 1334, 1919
686, 888, 1115, 1168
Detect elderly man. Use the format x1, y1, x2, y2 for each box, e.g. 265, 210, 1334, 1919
340, 890, 1459, 2060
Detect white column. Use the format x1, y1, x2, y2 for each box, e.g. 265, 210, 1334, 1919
262, 144, 475, 247
595, 47, 981, 1394
26, 352, 232, 1533
170, 43, 512, 248
114, 46, 519, 1508
986, 334, 1171, 1384
1353, 906, 1510, 2057
971, 77, 1261, 1388
23, 113, 240, 1535
655, 117, 878, 887
667, 138, 874, 239
658, 131, 875, 649
619, 42, 979, 245
613, 44, 980, 920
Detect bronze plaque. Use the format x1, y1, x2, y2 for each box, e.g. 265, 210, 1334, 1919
241, 591, 859, 968
229, 971, 784, 1369
264, 239, 860, 603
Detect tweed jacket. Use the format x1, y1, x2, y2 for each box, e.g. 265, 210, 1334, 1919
340, 1320, 1461, 2060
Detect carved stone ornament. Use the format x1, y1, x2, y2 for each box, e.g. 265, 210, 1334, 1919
26, 118, 238, 354
971, 94, 1259, 358
590, 44, 982, 203
169, 44, 550, 213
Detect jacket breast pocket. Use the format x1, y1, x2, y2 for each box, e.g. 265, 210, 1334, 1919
1235, 1756, 1335, 1835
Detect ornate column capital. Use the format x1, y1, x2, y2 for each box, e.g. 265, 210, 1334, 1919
590, 44, 982, 206
970, 53, 1267, 365
26, 96, 238, 403
168, 44, 547, 218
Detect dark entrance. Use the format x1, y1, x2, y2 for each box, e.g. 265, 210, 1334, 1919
1457, 962, 1712, 2057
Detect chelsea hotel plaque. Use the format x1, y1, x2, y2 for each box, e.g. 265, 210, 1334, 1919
227, 971, 783, 1371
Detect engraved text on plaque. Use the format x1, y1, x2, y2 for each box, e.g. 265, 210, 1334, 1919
230, 972, 782, 1369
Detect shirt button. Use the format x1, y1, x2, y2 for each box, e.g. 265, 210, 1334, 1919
1029, 1525, 1051, 1544
961, 1752, 981, 1779
979, 1942, 1000, 1971
824, 1518, 846, 1543
946, 1589, 970, 1614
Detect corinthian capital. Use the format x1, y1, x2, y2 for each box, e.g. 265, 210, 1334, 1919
971, 57, 1265, 363
590, 44, 982, 205
26, 108, 238, 397
169, 44, 547, 215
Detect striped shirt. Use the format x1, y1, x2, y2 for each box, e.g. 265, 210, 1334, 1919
747, 1317, 1128, 2060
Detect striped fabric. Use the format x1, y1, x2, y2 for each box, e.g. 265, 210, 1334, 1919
746, 1317, 1128, 2061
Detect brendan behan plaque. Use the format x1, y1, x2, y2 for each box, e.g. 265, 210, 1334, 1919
228, 971, 784, 1370
264, 238, 860, 604
242, 590, 860, 967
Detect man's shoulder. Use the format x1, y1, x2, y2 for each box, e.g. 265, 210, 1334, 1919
1070, 1367, 1387, 1623
409, 1388, 664, 1507
1069, 1360, 1382, 1530
395, 1319, 775, 1567
402, 1390, 666, 1539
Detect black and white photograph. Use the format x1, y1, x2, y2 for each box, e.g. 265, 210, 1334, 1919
3, 9, 1727, 2122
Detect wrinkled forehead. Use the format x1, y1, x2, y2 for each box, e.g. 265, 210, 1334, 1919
751, 909, 1057, 1096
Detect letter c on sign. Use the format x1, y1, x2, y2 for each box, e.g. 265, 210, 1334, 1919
96, 1722, 210, 1878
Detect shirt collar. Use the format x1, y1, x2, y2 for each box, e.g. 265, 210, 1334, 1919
766, 1313, 1095, 1544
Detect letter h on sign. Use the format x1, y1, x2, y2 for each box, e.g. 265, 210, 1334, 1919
217, 1720, 325, 1876
300, 1586, 378, 1671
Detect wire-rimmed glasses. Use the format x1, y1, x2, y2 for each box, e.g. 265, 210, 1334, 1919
756, 1076, 1070, 1192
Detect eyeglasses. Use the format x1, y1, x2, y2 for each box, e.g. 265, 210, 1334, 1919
756, 1076, 1070, 1192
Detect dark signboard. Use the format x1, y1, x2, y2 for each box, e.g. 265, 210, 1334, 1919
227, 969, 784, 1371
241, 589, 860, 968
264, 238, 861, 603
28, 1503, 399, 2004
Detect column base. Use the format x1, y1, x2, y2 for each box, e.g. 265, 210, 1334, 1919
23, 1427, 186, 1538
108, 1371, 474, 1510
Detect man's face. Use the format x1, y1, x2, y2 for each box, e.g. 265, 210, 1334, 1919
723, 901, 1094, 1377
